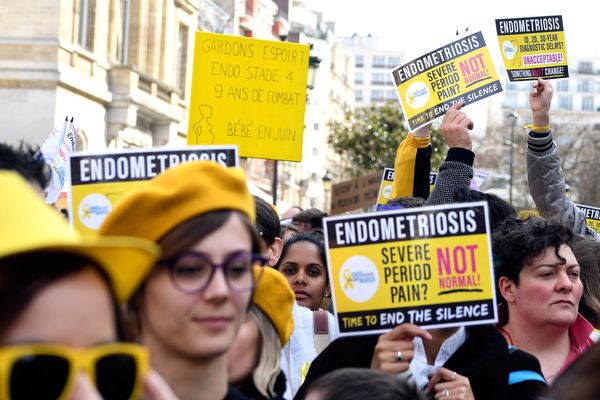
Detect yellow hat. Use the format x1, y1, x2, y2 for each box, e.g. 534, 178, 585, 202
253, 267, 295, 346
0, 171, 159, 302
100, 161, 255, 241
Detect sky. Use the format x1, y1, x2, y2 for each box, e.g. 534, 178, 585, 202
309, 0, 598, 134
316, 0, 597, 59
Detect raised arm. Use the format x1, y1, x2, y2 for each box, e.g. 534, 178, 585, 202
526, 78, 599, 238
391, 123, 432, 200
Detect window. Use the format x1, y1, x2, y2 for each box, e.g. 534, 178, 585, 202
388, 56, 401, 67
386, 90, 397, 100
582, 96, 594, 111
579, 61, 593, 74
176, 24, 189, 95
372, 73, 386, 85
355, 55, 364, 67
356, 90, 363, 102
78, 0, 96, 50
116, 0, 130, 63
371, 90, 384, 101
313, 123, 319, 131
556, 80, 569, 92
312, 148, 318, 156
373, 56, 385, 68
579, 79, 593, 93
355, 72, 363, 84
558, 95, 573, 110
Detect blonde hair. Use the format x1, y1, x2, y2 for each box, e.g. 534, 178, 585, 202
249, 305, 282, 398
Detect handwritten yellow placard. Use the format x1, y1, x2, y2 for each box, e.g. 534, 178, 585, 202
324, 202, 497, 336
392, 31, 502, 131
496, 16, 568, 81
187, 32, 309, 161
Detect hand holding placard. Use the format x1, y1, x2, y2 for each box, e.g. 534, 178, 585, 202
440, 102, 473, 150
370, 323, 432, 374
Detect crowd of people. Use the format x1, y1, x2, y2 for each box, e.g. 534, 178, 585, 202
1, 77, 600, 400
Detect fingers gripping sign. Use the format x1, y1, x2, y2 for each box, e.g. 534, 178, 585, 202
439, 101, 473, 150
426, 367, 475, 400
371, 323, 432, 375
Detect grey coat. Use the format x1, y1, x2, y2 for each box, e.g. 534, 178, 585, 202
527, 131, 600, 240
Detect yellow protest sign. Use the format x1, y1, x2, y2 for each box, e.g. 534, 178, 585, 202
576, 203, 600, 233
496, 16, 568, 81
392, 31, 502, 131
323, 202, 497, 335
68, 146, 238, 236
187, 32, 309, 161
518, 209, 539, 219
376, 169, 487, 207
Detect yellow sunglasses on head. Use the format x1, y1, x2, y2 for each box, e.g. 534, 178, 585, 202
0, 342, 149, 400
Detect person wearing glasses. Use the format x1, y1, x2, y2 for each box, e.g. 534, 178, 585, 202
100, 161, 267, 400
0, 171, 177, 400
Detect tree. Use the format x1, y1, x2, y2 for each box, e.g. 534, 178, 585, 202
328, 101, 446, 177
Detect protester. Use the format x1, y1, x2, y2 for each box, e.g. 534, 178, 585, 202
100, 161, 267, 400
276, 233, 330, 312
494, 217, 597, 382
281, 206, 303, 241
228, 267, 295, 399
290, 208, 327, 240
0, 171, 179, 400
304, 368, 427, 400
254, 195, 284, 267
526, 78, 600, 240
544, 341, 600, 400
569, 235, 600, 327
0, 142, 49, 197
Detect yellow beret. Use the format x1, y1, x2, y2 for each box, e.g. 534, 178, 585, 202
253, 267, 295, 346
0, 171, 159, 302
100, 161, 255, 241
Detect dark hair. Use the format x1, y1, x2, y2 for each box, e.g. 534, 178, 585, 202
454, 188, 516, 231
386, 196, 426, 208
569, 235, 600, 327
306, 368, 426, 400
493, 217, 573, 285
0, 251, 129, 340
0, 142, 49, 189
545, 341, 600, 400
276, 232, 326, 273
253, 195, 280, 246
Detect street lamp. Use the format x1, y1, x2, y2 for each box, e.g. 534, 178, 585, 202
507, 110, 519, 205
322, 171, 332, 212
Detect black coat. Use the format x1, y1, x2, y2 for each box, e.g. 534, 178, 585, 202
237, 370, 287, 400
294, 325, 547, 400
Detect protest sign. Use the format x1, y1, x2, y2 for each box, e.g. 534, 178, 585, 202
330, 171, 382, 215
518, 209, 539, 219
576, 203, 600, 233
496, 16, 568, 81
323, 202, 497, 336
187, 32, 309, 161
68, 146, 238, 235
392, 31, 502, 131
376, 169, 488, 207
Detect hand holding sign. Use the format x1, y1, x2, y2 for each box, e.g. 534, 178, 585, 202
370, 323, 432, 374
426, 367, 475, 400
529, 78, 553, 127
440, 102, 473, 150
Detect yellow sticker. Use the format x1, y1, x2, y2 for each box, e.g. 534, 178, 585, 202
68, 146, 237, 236
496, 15, 568, 81
323, 202, 497, 336
392, 31, 502, 130
187, 32, 310, 161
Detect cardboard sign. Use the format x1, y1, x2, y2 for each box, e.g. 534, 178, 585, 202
187, 32, 309, 161
330, 171, 383, 215
392, 31, 502, 131
576, 203, 600, 233
68, 146, 238, 235
376, 169, 488, 207
324, 202, 497, 336
496, 16, 568, 81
